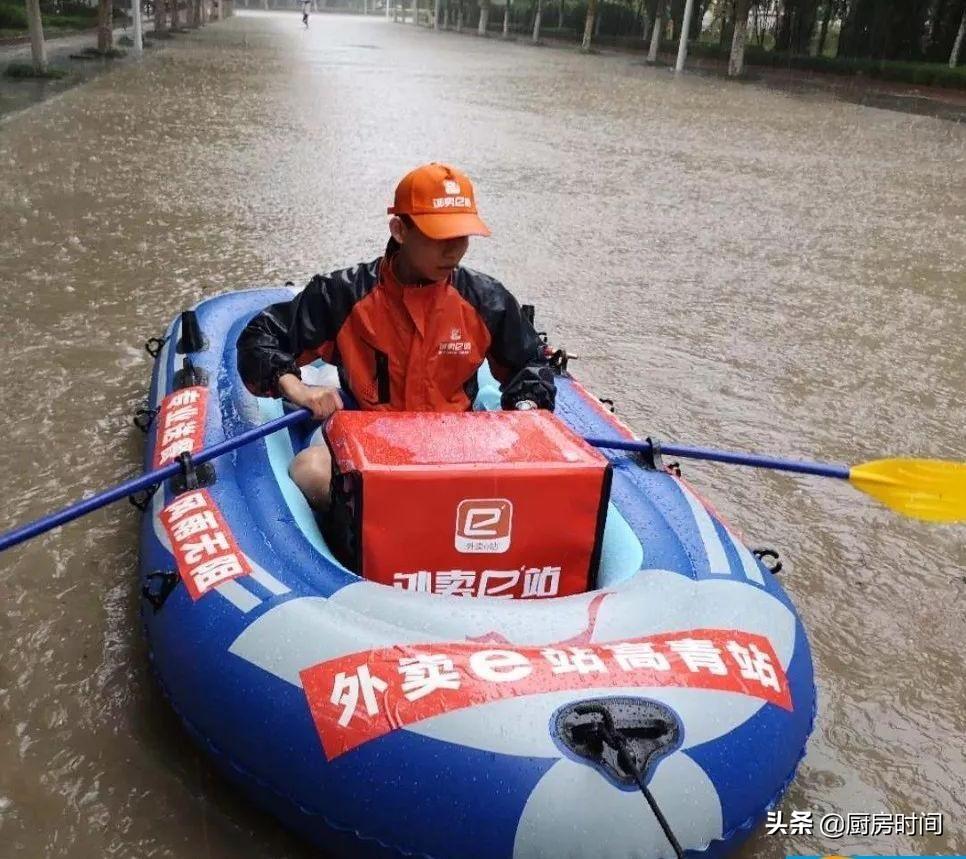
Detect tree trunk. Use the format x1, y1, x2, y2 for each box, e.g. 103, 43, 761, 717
647, 6, 661, 59
728, 0, 750, 73
558, 0, 564, 28
594, 0, 601, 35
24, 0, 48, 73
413, 0, 418, 24
951, 7, 966, 66
456, 0, 462, 29
502, 0, 509, 34
171, 0, 180, 28
433, 0, 439, 26
477, 0, 489, 33
581, 0, 596, 48
815, 0, 832, 55
532, 0, 542, 39
98, 0, 114, 51
674, 0, 694, 68
442, 0, 449, 26
132, 0, 144, 49
155, 0, 167, 32
753, 0, 762, 44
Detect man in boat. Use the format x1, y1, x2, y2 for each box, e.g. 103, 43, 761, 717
236, 162, 556, 509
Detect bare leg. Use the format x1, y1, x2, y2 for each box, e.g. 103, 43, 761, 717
290, 443, 332, 510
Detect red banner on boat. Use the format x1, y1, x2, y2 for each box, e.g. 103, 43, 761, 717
160, 489, 251, 600
300, 627, 792, 760
152, 386, 209, 469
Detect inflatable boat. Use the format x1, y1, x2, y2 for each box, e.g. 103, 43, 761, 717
138, 287, 816, 859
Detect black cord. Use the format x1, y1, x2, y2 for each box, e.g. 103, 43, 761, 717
576, 704, 685, 859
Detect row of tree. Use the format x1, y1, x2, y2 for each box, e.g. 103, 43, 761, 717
401, 0, 965, 72
22, 0, 231, 75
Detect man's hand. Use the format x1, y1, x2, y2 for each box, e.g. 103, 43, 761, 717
278, 374, 343, 421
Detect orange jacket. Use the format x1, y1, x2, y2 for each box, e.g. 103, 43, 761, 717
237, 250, 556, 412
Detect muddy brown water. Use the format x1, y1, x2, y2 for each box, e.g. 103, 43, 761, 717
1, 10, 964, 858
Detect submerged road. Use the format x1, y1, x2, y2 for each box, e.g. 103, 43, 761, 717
0, 10, 964, 857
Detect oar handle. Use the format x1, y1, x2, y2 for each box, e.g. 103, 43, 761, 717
0, 408, 313, 553
584, 437, 851, 480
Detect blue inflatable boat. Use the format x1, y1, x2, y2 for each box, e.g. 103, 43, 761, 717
138, 287, 816, 859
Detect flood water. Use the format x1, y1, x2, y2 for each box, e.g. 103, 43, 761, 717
1, 10, 964, 857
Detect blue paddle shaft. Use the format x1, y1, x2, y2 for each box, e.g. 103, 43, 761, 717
1, 413, 851, 554
584, 437, 851, 480
0, 408, 312, 553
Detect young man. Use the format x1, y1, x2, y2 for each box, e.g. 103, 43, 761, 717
301, 0, 310, 27
237, 162, 556, 509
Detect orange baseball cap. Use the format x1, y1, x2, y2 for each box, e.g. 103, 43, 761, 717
388, 162, 492, 240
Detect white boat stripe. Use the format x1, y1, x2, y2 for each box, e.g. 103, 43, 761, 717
724, 529, 766, 585
213, 579, 262, 612
247, 560, 291, 595
675, 483, 732, 576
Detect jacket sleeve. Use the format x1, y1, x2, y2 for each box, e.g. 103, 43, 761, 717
236, 274, 344, 398
475, 277, 556, 411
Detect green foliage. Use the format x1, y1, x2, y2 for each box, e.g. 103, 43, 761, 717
46, 14, 96, 26
4, 61, 68, 78
538, 26, 579, 40
0, 0, 126, 33
677, 39, 966, 89
76, 45, 128, 56
40, 0, 96, 14
0, 2, 28, 28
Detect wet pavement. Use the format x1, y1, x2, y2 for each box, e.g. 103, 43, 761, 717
0, 22, 160, 120
0, 10, 964, 858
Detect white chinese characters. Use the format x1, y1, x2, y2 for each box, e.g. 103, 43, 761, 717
330, 665, 388, 727
154, 386, 208, 467
160, 490, 250, 599
392, 566, 562, 598
765, 809, 944, 838
325, 634, 787, 728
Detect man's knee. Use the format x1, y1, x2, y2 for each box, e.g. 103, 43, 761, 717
289, 445, 332, 508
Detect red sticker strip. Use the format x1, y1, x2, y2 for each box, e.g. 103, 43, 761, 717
160, 489, 252, 600
152, 386, 209, 469
300, 627, 792, 760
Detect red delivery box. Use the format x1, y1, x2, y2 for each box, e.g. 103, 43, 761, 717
323, 410, 612, 599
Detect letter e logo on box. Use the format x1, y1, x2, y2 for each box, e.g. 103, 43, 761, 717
455, 499, 512, 554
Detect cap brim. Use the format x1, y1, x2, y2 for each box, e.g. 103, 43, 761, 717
409, 212, 491, 240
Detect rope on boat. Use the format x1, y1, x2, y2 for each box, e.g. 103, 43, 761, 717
572, 702, 685, 859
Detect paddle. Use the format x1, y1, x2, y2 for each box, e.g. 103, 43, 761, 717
1, 411, 962, 554
585, 437, 966, 524
0, 408, 313, 553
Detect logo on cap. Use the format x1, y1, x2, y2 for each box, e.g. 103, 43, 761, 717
443, 179, 461, 195
455, 499, 512, 553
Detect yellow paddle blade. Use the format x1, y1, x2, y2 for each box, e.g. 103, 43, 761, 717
849, 458, 966, 522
